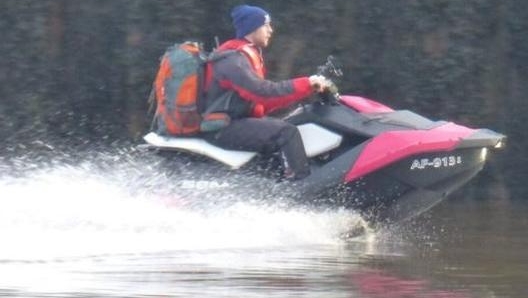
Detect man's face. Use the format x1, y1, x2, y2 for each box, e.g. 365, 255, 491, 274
247, 22, 273, 48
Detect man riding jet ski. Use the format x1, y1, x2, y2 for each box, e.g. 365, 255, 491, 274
143, 5, 506, 223
150, 5, 333, 181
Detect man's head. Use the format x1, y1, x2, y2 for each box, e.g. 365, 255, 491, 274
231, 5, 273, 47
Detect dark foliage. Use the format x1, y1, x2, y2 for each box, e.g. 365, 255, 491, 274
0, 0, 525, 196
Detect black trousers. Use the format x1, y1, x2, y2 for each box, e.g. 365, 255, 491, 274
205, 117, 310, 179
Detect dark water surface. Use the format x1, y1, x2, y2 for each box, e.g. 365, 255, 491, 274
0, 149, 526, 298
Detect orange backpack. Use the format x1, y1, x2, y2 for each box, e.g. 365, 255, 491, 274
150, 41, 265, 136
152, 42, 206, 136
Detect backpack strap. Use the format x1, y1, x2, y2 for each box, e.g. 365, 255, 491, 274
147, 84, 158, 131
237, 44, 265, 79
200, 44, 266, 122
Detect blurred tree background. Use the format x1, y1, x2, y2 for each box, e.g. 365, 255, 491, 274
0, 0, 525, 197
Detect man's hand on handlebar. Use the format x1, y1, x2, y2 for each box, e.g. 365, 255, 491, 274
309, 75, 333, 93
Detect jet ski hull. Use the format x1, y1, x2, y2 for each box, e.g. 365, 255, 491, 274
142, 95, 506, 224
300, 146, 492, 223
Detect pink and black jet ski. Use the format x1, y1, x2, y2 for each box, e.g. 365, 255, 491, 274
142, 57, 506, 223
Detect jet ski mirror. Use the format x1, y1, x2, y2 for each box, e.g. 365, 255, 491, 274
317, 55, 343, 79
316, 55, 343, 104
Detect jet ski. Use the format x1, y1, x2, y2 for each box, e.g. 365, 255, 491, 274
141, 57, 506, 224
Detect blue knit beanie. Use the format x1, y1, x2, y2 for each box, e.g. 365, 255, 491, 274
231, 5, 271, 39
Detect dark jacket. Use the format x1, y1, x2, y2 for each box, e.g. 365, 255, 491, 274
203, 39, 313, 119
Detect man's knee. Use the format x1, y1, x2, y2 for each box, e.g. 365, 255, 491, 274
275, 122, 300, 147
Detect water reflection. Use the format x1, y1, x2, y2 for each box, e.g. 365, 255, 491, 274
350, 270, 472, 298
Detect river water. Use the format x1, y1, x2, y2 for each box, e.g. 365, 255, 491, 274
0, 147, 526, 298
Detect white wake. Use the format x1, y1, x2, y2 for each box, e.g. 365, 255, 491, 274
0, 157, 367, 261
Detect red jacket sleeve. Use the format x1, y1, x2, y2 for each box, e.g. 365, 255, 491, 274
216, 53, 314, 114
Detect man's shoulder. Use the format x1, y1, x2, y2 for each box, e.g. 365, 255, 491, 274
217, 39, 250, 51
212, 39, 263, 77
210, 48, 245, 66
